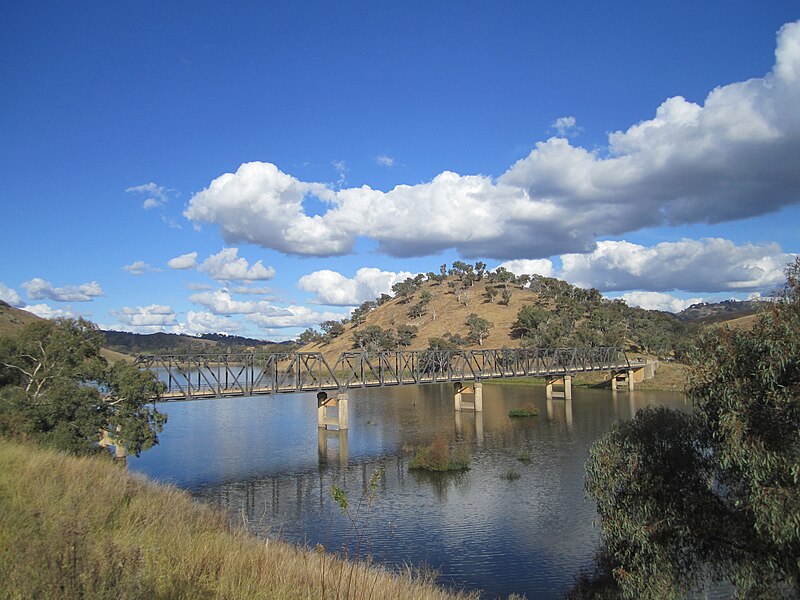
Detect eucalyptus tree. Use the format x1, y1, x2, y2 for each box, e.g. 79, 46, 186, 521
579, 260, 800, 599
0, 318, 165, 456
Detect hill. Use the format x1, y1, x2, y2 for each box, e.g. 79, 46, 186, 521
101, 330, 291, 356
299, 265, 701, 360
676, 299, 763, 323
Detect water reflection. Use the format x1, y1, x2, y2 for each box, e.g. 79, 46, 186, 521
318, 428, 349, 466
130, 383, 689, 599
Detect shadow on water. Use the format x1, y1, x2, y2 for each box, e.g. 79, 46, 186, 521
129, 383, 689, 599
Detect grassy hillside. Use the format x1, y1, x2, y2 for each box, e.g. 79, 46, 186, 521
0, 438, 477, 600
300, 269, 695, 361
0, 300, 41, 336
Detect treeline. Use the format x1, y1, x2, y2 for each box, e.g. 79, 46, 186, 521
102, 330, 289, 356
298, 261, 701, 358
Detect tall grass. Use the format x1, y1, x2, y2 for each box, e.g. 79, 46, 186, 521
0, 438, 479, 599
408, 436, 470, 472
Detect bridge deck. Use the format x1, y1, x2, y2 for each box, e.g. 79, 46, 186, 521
137, 348, 638, 402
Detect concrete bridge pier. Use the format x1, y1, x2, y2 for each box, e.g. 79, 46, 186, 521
454, 382, 483, 412
317, 391, 349, 430
546, 375, 572, 399
610, 370, 635, 392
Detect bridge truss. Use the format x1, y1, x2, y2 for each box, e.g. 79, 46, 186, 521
135, 347, 633, 401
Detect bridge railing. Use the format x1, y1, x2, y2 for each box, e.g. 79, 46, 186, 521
136, 347, 631, 400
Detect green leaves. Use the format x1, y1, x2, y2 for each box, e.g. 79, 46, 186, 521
581, 260, 800, 598
0, 318, 166, 457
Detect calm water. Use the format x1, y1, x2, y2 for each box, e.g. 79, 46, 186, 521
129, 383, 689, 599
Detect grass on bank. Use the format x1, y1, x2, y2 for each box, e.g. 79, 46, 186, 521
0, 438, 480, 600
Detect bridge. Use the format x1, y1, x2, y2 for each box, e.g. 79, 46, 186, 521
136, 347, 647, 430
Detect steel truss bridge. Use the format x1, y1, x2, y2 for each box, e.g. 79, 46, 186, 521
135, 347, 636, 401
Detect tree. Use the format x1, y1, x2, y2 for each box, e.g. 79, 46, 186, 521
0, 318, 166, 456
320, 320, 345, 343
501, 289, 513, 305
351, 325, 395, 352
297, 327, 322, 345
395, 324, 418, 347
466, 313, 492, 347
579, 260, 800, 599
391, 279, 416, 303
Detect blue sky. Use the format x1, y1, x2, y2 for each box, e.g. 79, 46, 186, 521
1, 2, 799, 340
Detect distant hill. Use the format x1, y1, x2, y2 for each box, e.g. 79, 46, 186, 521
676, 300, 763, 324
0, 302, 291, 356
101, 330, 292, 356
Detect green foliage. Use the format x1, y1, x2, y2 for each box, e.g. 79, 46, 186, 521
465, 313, 491, 346
351, 325, 396, 352
0, 318, 165, 456
297, 327, 322, 345
581, 260, 800, 599
508, 406, 539, 417
395, 324, 418, 347
320, 320, 345, 343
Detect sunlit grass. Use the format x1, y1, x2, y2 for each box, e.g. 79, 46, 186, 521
0, 438, 479, 599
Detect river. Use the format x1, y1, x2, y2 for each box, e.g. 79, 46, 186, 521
128, 383, 690, 599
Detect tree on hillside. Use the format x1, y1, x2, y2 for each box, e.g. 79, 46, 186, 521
391, 279, 417, 303
0, 318, 166, 456
351, 325, 395, 352
466, 314, 492, 347
395, 324, 418, 347
576, 259, 800, 599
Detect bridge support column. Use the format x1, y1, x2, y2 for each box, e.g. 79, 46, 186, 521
546, 375, 572, 399
610, 370, 635, 392
454, 382, 481, 411
317, 391, 349, 430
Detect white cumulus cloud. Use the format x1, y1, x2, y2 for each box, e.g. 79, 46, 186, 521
496, 259, 555, 278
111, 304, 177, 333
559, 238, 794, 293
24, 304, 78, 319
198, 248, 275, 281
616, 291, 705, 313
184, 21, 800, 260
167, 252, 198, 270
247, 305, 344, 329
22, 278, 104, 302
298, 267, 414, 306
177, 311, 244, 336
0, 283, 24, 307
376, 155, 395, 167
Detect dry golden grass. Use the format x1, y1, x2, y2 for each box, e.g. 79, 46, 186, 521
305, 279, 539, 359
0, 438, 479, 600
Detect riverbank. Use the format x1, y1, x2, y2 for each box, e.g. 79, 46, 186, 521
0, 438, 482, 600
485, 361, 689, 392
